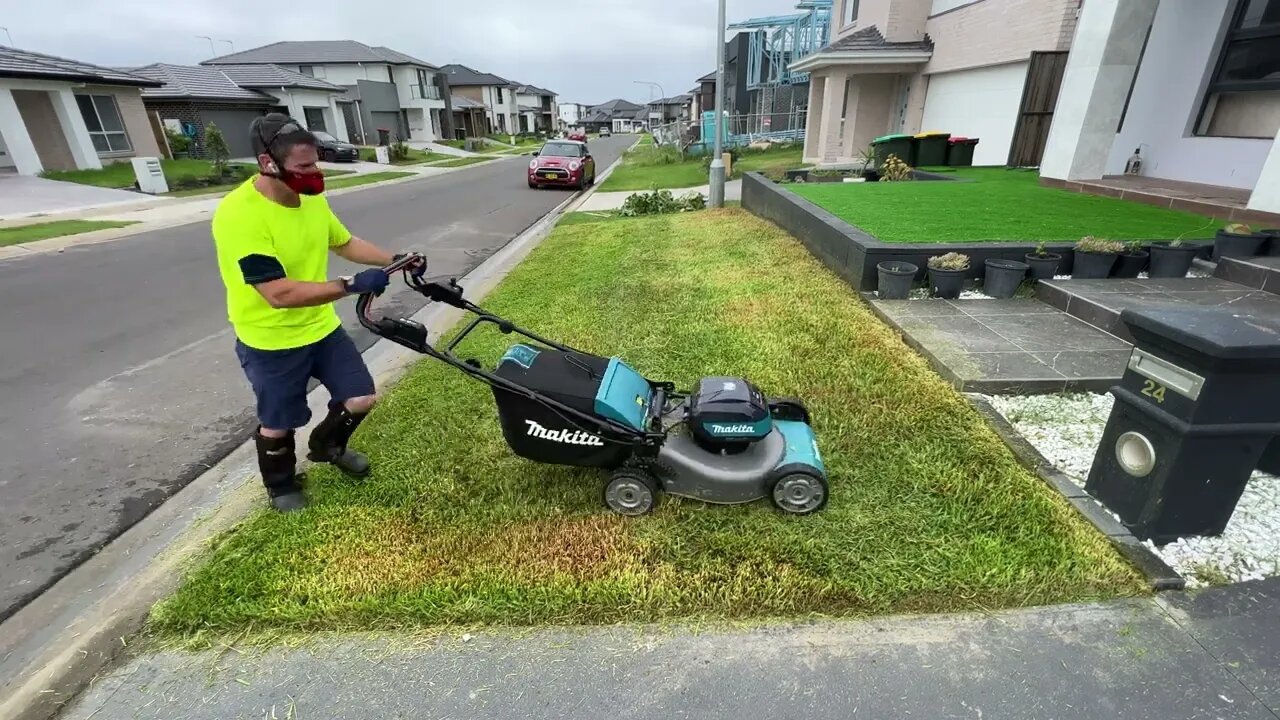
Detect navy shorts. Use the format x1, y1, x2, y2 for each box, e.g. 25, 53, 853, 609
235, 326, 376, 430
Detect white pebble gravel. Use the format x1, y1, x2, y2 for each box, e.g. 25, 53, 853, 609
983, 392, 1280, 587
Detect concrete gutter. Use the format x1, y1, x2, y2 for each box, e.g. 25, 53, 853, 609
0, 147, 630, 720
0, 159, 502, 262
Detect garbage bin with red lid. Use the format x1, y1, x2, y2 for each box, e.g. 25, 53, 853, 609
913, 131, 951, 166
871, 133, 916, 168
946, 137, 979, 166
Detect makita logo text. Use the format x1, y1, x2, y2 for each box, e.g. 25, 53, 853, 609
525, 420, 604, 446
710, 424, 756, 434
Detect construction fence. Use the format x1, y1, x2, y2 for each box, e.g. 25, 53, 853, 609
650, 111, 808, 155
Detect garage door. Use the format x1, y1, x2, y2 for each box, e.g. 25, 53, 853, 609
920, 61, 1030, 167
200, 109, 267, 158
369, 111, 402, 141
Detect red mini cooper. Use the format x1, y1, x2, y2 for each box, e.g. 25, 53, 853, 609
528, 140, 596, 190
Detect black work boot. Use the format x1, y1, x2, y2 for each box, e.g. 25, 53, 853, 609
255, 429, 306, 512
307, 402, 371, 477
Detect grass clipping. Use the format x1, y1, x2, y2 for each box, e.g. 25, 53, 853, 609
152, 209, 1143, 637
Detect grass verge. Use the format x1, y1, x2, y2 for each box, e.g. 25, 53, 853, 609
789, 167, 1220, 243
151, 208, 1143, 639
41, 159, 255, 189
432, 157, 493, 169
600, 144, 803, 192
0, 219, 137, 246
326, 171, 415, 190
165, 169, 355, 197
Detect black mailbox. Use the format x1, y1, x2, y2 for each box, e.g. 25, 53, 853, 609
1085, 307, 1280, 544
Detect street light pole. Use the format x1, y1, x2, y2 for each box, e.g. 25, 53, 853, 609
0, 27, 13, 46
708, 0, 727, 208
196, 35, 216, 55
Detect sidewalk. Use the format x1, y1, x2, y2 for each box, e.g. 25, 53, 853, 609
409, 141, 483, 157
60, 578, 1280, 719
578, 179, 742, 211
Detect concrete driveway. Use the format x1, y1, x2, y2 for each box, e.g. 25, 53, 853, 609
0, 175, 163, 221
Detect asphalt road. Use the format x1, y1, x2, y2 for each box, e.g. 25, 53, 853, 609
0, 135, 634, 621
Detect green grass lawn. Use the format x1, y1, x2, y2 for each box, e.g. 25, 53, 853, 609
150, 208, 1142, 639
432, 156, 493, 169
0, 219, 137, 247
600, 144, 804, 192
789, 167, 1220, 243
326, 171, 415, 190
41, 159, 255, 189
358, 148, 452, 165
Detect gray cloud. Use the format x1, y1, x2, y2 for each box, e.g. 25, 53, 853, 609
6, 0, 796, 103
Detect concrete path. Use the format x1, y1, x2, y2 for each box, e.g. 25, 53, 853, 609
578, 179, 742, 211
0, 135, 637, 625
59, 578, 1280, 719
0, 175, 165, 221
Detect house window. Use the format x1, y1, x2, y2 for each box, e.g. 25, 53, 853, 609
75, 94, 131, 154
1196, 0, 1280, 138
495, 87, 504, 104
303, 107, 327, 132
416, 68, 429, 98
298, 65, 315, 77
844, 0, 860, 26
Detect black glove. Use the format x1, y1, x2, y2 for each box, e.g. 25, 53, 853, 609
393, 252, 427, 281
346, 268, 389, 295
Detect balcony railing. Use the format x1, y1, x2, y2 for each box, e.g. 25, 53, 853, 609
411, 85, 442, 100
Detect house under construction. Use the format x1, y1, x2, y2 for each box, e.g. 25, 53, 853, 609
724, 0, 831, 137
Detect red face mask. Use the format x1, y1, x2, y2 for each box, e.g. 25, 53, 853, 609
281, 170, 325, 196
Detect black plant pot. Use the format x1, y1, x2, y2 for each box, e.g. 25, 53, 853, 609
1147, 243, 1199, 278
1257, 228, 1280, 256
785, 169, 809, 182
1024, 252, 1061, 281
862, 168, 880, 182
1213, 230, 1267, 260
1072, 250, 1118, 279
984, 259, 1029, 299
928, 266, 968, 299
876, 261, 918, 299
1112, 250, 1149, 278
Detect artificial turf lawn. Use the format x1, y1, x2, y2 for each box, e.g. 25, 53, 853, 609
599, 144, 804, 192
0, 219, 136, 246
788, 167, 1220, 244
151, 209, 1143, 637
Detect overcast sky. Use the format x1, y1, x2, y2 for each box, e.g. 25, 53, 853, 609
6, 0, 795, 103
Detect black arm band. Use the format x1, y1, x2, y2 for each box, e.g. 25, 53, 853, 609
239, 254, 286, 284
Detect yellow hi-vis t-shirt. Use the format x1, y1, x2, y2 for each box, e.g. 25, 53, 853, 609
212, 178, 352, 351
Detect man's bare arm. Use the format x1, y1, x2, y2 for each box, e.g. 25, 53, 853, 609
254, 278, 348, 309
334, 236, 395, 266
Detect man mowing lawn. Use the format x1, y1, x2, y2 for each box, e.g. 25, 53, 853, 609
212, 113, 424, 513
155, 208, 1144, 637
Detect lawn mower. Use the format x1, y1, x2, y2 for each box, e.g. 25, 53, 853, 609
356, 253, 829, 516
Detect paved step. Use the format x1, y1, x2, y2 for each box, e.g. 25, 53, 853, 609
1036, 277, 1280, 343
1215, 255, 1280, 295
868, 298, 1131, 394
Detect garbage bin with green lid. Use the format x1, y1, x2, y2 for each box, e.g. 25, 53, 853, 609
913, 131, 951, 166
871, 133, 916, 167
946, 137, 979, 166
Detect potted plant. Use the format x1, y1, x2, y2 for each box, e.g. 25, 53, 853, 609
876, 260, 918, 300
1112, 240, 1150, 278
984, 258, 1030, 299
1213, 222, 1267, 260
1072, 236, 1124, 279
1024, 241, 1062, 281
1148, 237, 1201, 278
856, 144, 879, 182
927, 252, 970, 299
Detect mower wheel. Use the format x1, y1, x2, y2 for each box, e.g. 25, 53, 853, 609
769, 397, 811, 424
603, 468, 660, 516
770, 469, 828, 515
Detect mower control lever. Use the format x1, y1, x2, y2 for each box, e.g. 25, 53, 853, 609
375, 317, 429, 351
420, 279, 468, 309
